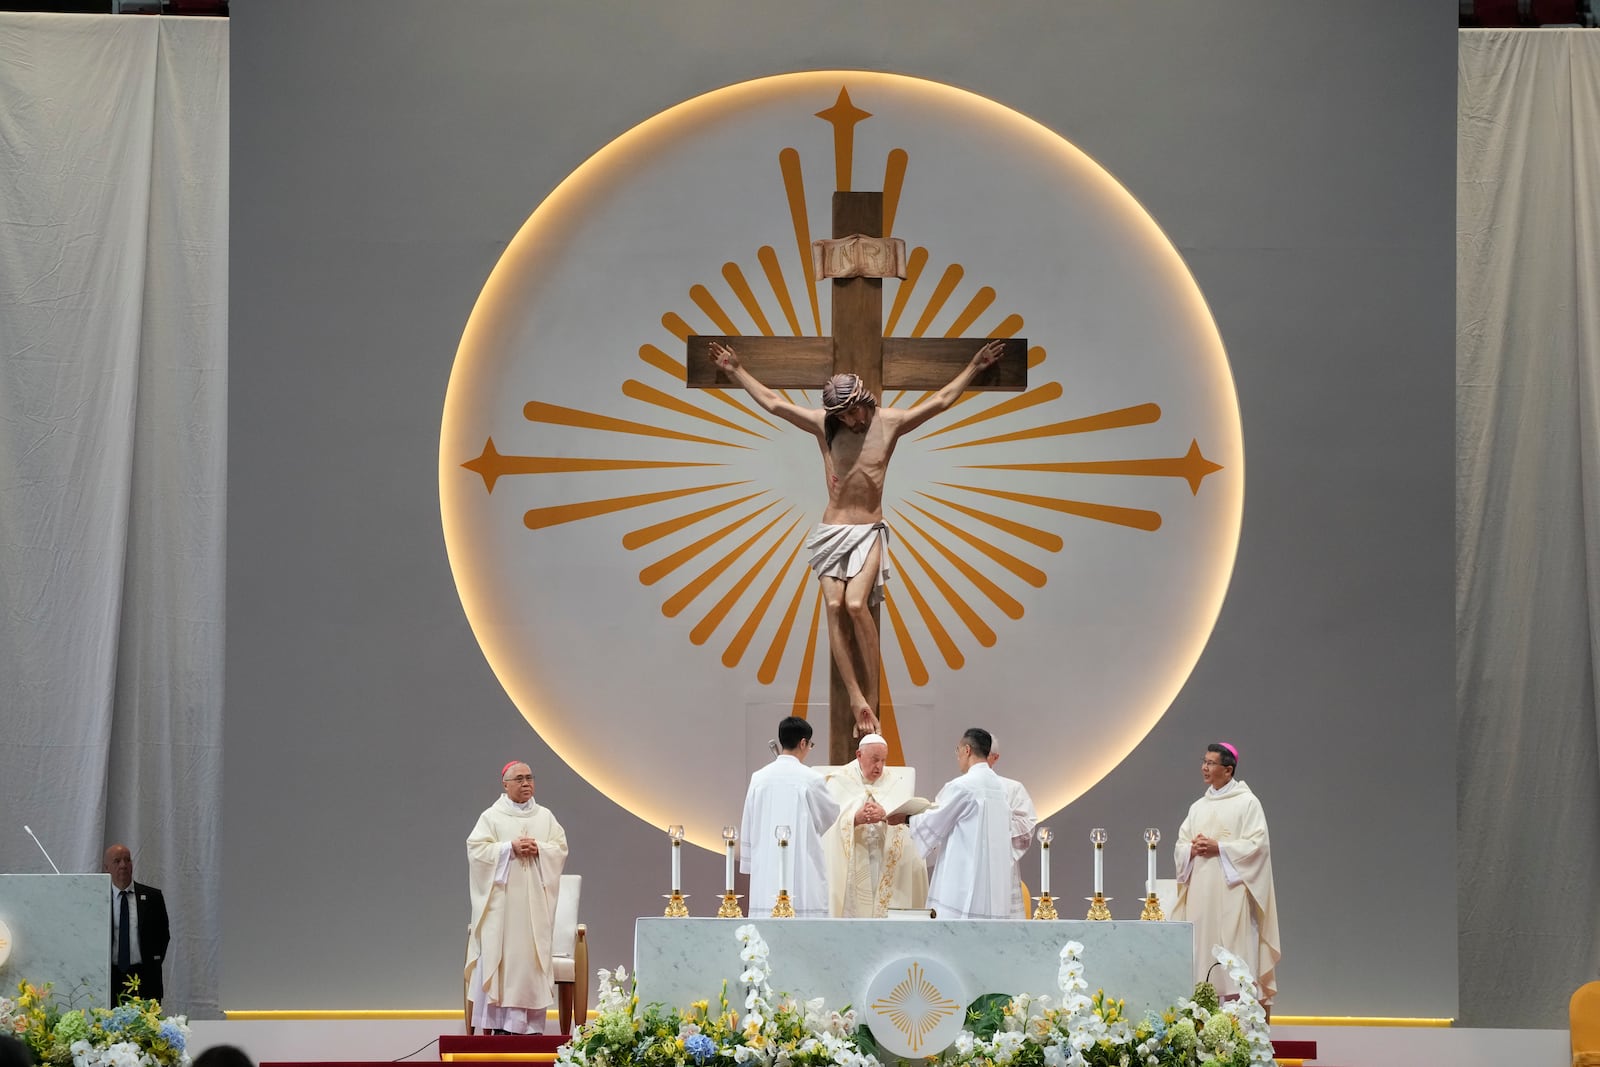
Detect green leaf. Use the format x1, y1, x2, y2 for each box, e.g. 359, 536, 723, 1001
850, 1023, 886, 1064
963, 992, 1014, 1041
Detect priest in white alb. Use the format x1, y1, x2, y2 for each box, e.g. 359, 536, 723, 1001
466, 760, 568, 1034
986, 737, 1038, 918
822, 733, 929, 916
889, 727, 1013, 919
740, 716, 841, 917
1172, 742, 1281, 1005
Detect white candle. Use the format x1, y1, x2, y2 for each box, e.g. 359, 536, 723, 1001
1146, 844, 1157, 897
671, 839, 682, 892
775, 825, 792, 899
725, 841, 736, 891
1040, 840, 1051, 895
1093, 844, 1104, 895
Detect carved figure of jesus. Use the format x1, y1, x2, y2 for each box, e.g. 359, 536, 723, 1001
708, 338, 1005, 739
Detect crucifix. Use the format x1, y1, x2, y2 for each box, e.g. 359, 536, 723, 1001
686, 185, 1027, 765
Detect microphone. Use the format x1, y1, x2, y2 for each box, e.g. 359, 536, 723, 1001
767, 739, 779, 757
23, 825, 62, 874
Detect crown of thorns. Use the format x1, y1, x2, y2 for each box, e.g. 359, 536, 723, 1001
822, 373, 876, 413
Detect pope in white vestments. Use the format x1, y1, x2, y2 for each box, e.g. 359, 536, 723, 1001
987, 739, 1038, 919
822, 734, 929, 916
896, 728, 1014, 919
1172, 743, 1281, 1004
740, 717, 841, 917
466, 761, 569, 1034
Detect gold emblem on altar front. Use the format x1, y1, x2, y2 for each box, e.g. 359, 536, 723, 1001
865, 958, 965, 1056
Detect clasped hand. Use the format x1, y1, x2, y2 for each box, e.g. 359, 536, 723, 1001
512, 836, 540, 859
855, 800, 886, 826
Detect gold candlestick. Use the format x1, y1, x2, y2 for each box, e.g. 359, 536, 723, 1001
717, 825, 744, 917
1140, 827, 1165, 920
771, 826, 793, 917
1086, 828, 1111, 918
1034, 827, 1056, 919
664, 825, 689, 916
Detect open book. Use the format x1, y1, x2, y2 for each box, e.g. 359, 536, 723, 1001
887, 795, 932, 817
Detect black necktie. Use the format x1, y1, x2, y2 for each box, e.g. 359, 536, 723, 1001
117, 890, 131, 970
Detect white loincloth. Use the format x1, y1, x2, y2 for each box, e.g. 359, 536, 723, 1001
806, 522, 891, 605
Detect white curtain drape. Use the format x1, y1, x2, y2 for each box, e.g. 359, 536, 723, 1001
1458, 30, 1600, 1029
0, 13, 227, 1017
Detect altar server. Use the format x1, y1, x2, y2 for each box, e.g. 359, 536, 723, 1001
986, 737, 1038, 918
740, 716, 841, 916
890, 727, 1013, 919
466, 761, 568, 1034
822, 733, 928, 916
1172, 742, 1281, 1005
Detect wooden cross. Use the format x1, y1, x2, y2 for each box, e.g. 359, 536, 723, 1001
687, 190, 1027, 764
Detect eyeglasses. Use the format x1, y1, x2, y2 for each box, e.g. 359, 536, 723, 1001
504, 774, 535, 783
1201, 759, 1224, 768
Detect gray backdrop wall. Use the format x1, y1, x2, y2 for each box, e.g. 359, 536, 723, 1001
227, 1, 1456, 1019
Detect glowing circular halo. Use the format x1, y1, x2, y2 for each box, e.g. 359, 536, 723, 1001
440, 71, 1242, 849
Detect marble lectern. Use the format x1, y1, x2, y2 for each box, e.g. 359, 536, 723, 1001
635, 917, 1193, 1021
0, 874, 112, 1005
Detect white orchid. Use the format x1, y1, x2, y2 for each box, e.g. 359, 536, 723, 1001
594, 966, 632, 1015
992, 1029, 1028, 1058
104, 1042, 147, 1067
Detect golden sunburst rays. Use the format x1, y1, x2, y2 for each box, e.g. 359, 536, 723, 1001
870, 962, 961, 1053
458, 85, 1225, 725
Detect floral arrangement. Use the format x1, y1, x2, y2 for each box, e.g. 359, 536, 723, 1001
0, 981, 191, 1067
556, 925, 1274, 1067
559, 926, 870, 1067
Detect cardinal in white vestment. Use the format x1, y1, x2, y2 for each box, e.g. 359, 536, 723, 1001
1172, 742, 1281, 1005
740, 716, 841, 917
892, 728, 1014, 919
986, 738, 1038, 918
466, 761, 569, 1034
822, 734, 929, 916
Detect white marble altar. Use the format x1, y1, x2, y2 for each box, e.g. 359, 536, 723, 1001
635, 917, 1193, 1019
0, 874, 112, 1005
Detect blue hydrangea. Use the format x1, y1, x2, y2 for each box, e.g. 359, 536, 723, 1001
684, 1035, 715, 1064
106, 1005, 141, 1031
158, 1020, 187, 1052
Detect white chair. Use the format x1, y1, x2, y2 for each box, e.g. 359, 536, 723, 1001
552, 874, 588, 1034
1155, 877, 1179, 918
